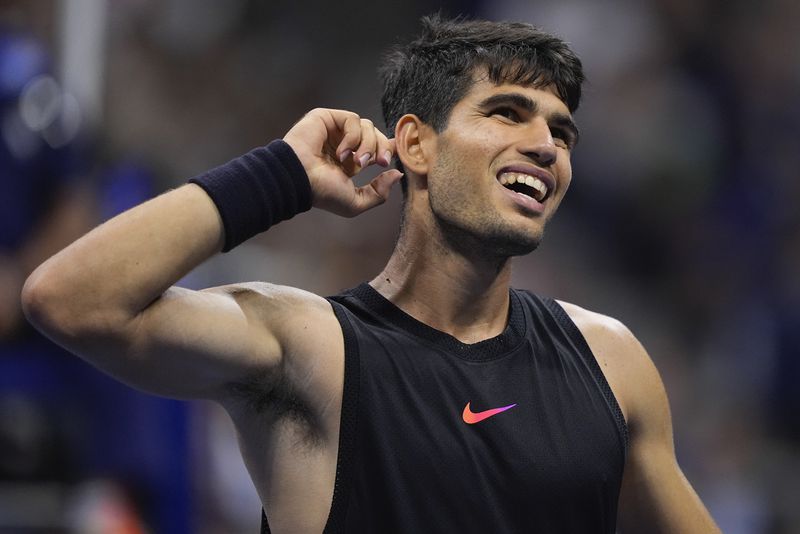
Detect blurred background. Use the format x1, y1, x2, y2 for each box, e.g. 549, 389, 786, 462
0, 0, 797, 532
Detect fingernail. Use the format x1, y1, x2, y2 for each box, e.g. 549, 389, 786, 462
358, 153, 371, 167
339, 149, 352, 163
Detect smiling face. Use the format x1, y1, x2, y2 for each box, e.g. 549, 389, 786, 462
421, 77, 578, 258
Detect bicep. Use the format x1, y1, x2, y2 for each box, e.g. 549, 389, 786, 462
78, 283, 287, 401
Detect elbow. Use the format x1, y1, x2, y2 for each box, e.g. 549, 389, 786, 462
21, 265, 74, 338
21, 263, 122, 342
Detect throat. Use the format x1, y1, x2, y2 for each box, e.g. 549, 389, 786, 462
371, 267, 513, 344
375, 214, 518, 341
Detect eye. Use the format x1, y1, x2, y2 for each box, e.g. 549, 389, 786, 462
550, 127, 574, 149
489, 106, 521, 122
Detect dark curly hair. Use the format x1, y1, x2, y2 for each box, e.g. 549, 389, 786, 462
380, 14, 584, 187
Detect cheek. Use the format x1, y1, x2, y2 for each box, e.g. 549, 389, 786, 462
428, 154, 484, 216
441, 125, 499, 162
560, 168, 573, 193
428, 127, 507, 204
554, 155, 573, 193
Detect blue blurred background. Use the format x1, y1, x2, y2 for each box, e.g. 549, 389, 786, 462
0, 0, 797, 532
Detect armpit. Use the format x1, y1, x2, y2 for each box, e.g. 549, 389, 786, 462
226, 368, 325, 449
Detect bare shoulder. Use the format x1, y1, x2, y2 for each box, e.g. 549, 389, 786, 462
204, 281, 333, 317
556, 300, 632, 345
555, 300, 664, 426
555, 300, 645, 364
202, 281, 337, 337
555, 307, 721, 531
205, 281, 344, 359
206, 282, 345, 418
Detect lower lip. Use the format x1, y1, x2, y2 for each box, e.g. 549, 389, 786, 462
497, 182, 546, 215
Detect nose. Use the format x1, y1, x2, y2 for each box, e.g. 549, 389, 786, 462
518, 118, 557, 167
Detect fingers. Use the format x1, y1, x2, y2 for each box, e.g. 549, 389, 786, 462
328, 111, 394, 168
286, 108, 402, 219
354, 118, 377, 167
349, 169, 404, 215
335, 113, 363, 162
377, 137, 396, 167
286, 108, 395, 172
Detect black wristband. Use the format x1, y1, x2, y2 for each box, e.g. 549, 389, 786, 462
189, 139, 312, 252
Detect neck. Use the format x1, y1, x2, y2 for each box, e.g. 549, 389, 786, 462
371, 216, 513, 344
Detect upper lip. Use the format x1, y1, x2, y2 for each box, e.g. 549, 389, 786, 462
496, 164, 556, 200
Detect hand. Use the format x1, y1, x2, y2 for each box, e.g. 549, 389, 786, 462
283, 108, 403, 217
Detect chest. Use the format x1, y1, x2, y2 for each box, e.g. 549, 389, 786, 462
353, 331, 626, 502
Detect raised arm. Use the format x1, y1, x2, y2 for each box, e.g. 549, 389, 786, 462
21, 109, 402, 402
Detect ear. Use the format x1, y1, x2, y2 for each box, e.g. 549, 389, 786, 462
394, 114, 434, 177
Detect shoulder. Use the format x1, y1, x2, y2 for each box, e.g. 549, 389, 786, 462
555, 299, 666, 429
553, 301, 719, 530
210, 283, 346, 417
203, 282, 342, 355
203, 282, 335, 325
555, 300, 638, 353
204, 281, 331, 311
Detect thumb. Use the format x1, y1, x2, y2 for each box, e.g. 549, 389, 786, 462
370, 169, 404, 201
351, 169, 404, 215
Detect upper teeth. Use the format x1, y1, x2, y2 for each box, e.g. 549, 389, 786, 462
498, 172, 549, 199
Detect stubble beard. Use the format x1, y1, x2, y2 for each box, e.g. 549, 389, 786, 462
428, 166, 544, 262
426, 140, 548, 264
431, 202, 544, 263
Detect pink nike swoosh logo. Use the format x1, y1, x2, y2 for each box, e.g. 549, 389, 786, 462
462, 401, 517, 424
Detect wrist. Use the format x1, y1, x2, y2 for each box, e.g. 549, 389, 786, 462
189, 140, 312, 252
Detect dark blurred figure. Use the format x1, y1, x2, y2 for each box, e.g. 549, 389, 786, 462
0, 28, 89, 342
0, 26, 162, 533
0, 24, 90, 532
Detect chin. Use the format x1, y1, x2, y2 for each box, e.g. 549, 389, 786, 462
474, 215, 546, 257
437, 215, 544, 259
488, 230, 542, 257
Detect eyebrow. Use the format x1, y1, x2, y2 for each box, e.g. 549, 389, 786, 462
478, 92, 538, 113
478, 92, 580, 146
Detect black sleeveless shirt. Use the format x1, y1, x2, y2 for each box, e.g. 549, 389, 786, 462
261, 284, 628, 533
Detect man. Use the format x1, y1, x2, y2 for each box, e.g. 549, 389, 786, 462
22, 15, 720, 533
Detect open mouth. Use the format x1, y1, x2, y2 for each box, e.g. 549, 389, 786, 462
497, 172, 550, 203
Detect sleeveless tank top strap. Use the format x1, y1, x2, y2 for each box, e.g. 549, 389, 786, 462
536, 294, 630, 451
320, 298, 361, 534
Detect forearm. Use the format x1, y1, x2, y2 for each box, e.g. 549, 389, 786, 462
18, 109, 396, 401
23, 138, 313, 341
23, 183, 224, 337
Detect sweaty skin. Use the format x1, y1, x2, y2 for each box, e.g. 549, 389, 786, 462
22, 82, 720, 533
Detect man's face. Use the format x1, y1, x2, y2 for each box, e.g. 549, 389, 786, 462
425, 77, 578, 257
